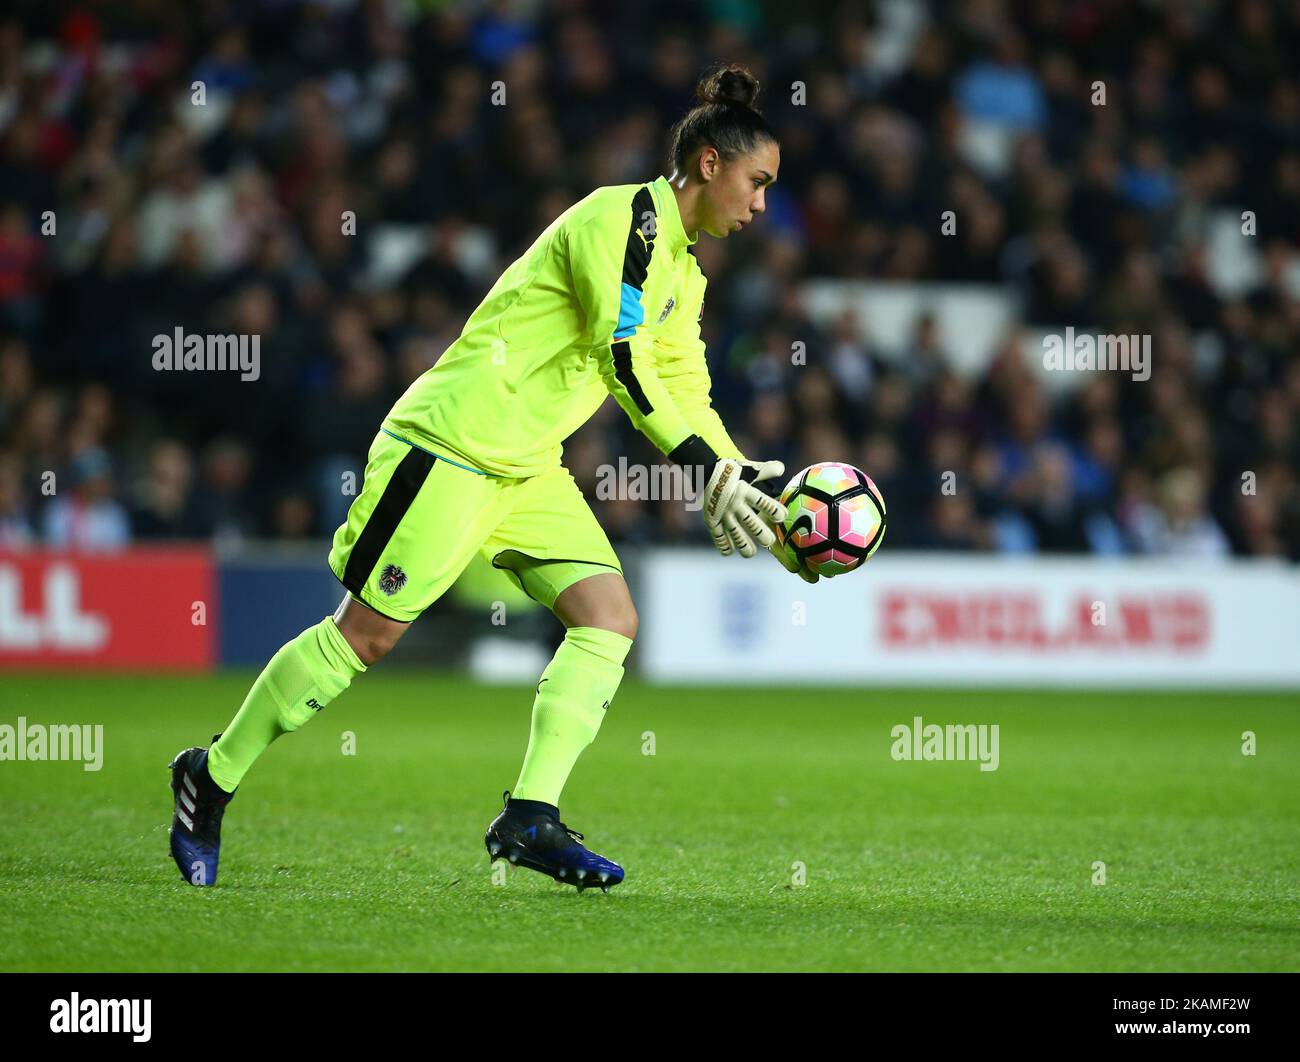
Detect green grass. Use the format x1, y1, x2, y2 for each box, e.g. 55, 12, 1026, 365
0, 673, 1297, 971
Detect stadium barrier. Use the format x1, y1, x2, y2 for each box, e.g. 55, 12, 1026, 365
0, 546, 538, 670
639, 549, 1300, 688
4, 546, 1298, 688
0, 548, 216, 670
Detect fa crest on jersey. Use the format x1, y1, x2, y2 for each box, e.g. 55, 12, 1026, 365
657, 296, 676, 324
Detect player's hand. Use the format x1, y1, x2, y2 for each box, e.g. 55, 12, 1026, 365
735, 458, 786, 494
702, 457, 786, 558
768, 536, 819, 583
735, 459, 817, 582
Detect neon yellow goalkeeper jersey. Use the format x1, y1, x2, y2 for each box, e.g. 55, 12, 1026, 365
382, 174, 744, 478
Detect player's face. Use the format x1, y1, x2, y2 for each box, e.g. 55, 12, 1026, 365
703, 139, 779, 238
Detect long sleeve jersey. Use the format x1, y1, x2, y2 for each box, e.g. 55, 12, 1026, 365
382, 174, 744, 477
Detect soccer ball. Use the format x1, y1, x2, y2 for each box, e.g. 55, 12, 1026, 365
774, 461, 887, 578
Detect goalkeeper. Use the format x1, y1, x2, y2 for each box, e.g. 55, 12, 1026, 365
168, 63, 804, 892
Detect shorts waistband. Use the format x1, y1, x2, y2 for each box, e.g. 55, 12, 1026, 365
380, 428, 497, 476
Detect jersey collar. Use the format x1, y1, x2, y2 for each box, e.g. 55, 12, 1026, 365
650, 174, 697, 253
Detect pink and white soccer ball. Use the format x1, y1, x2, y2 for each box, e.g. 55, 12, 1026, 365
774, 461, 887, 578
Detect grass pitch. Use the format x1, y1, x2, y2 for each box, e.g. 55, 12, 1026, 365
0, 673, 1296, 971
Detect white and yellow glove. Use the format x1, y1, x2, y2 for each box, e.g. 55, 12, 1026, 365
741, 460, 820, 582
701, 458, 787, 558
737, 459, 821, 583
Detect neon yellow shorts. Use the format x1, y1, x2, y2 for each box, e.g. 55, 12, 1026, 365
327, 429, 622, 622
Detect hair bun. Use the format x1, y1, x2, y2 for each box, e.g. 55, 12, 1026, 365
696, 64, 762, 112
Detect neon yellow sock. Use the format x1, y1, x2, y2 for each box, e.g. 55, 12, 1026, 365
206, 616, 365, 792
512, 626, 633, 806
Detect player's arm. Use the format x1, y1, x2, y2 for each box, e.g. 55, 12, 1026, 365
564, 206, 711, 466
654, 262, 817, 582
563, 205, 784, 557
653, 261, 748, 463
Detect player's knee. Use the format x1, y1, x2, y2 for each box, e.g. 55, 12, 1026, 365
333, 594, 409, 666
595, 603, 637, 642
334, 618, 404, 666
554, 572, 637, 641
352, 633, 398, 666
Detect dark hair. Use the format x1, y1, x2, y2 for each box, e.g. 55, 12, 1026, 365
668, 64, 777, 176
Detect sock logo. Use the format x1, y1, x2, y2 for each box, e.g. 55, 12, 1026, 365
601, 699, 610, 711
306, 698, 323, 712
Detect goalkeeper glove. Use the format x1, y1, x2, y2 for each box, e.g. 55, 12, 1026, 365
734, 459, 819, 583
701, 457, 786, 558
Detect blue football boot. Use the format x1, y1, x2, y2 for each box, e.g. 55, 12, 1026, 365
485, 791, 624, 893
168, 734, 235, 886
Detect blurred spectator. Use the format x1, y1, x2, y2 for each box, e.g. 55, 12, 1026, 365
41, 448, 130, 550
1128, 467, 1231, 558
0, 450, 34, 547
131, 439, 199, 539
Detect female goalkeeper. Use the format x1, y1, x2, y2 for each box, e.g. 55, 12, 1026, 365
168, 63, 804, 892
